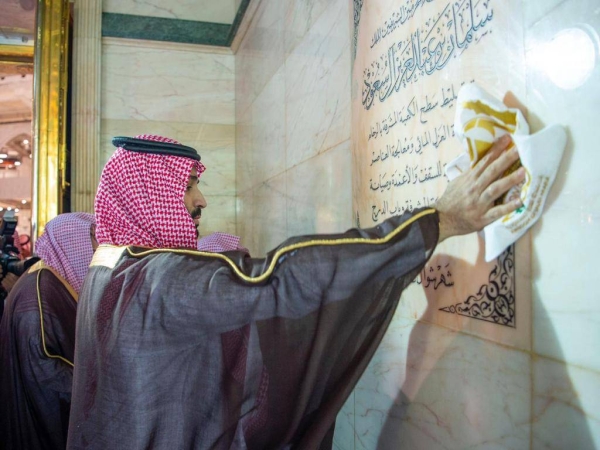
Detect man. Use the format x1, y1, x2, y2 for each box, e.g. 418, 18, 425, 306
68, 133, 524, 449
0, 213, 97, 450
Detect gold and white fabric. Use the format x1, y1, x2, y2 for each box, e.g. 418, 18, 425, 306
446, 83, 567, 261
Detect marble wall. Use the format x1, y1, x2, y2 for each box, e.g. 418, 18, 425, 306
525, 1, 599, 447
342, 0, 599, 449
235, 0, 353, 256
103, 0, 238, 24
236, 0, 599, 449
100, 38, 236, 236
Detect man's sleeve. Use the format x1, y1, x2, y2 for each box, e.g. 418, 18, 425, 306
168, 208, 439, 334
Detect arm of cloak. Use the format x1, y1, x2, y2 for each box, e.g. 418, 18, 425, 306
155, 208, 439, 334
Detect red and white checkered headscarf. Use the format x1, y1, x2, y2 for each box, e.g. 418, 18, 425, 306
35, 212, 96, 294
197, 232, 249, 254
95, 134, 206, 249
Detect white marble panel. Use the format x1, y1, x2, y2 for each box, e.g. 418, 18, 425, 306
532, 206, 600, 371
532, 356, 600, 450
236, 172, 288, 257
333, 392, 355, 450
354, 318, 531, 450
284, 0, 351, 168
249, 67, 286, 188
101, 119, 235, 197
286, 140, 353, 238
235, 107, 255, 195
284, 0, 331, 55
235, 193, 254, 253
235, 0, 285, 117
198, 195, 236, 237
524, 0, 567, 28
102, 40, 234, 125
103, 0, 237, 25
525, 0, 600, 370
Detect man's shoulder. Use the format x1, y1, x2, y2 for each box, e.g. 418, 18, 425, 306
122, 247, 230, 278
126, 247, 225, 264
3, 270, 58, 317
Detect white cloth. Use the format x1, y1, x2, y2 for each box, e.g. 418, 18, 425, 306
446, 83, 567, 261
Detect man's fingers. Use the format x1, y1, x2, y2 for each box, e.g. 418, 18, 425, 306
481, 167, 526, 204
483, 199, 522, 225
472, 134, 512, 177
476, 145, 520, 193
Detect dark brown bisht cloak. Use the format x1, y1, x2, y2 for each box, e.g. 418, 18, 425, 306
0, 263, 77, 450
68, 209, 439, 450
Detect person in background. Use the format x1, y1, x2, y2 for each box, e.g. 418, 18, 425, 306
0, 213, 97, 450
68, 134, 524, 449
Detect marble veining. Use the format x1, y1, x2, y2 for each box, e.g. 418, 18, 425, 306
102, 40, 234, 125
237, 0, 600, 448
354, 317, 531, 450
284, 0, 351, 168
103, 0, 237, 25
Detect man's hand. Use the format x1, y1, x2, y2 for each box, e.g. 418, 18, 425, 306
436, 134, 525, 242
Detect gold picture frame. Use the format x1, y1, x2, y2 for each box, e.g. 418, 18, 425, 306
31, 0, 70, 237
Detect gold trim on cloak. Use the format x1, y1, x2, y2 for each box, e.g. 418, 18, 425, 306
28, 260, 76, 367
90, 209, 437, 284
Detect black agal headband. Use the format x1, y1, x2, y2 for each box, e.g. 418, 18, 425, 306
112, 136, 201, 162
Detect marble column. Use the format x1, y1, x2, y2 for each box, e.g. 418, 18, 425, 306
71, 0, 101, 212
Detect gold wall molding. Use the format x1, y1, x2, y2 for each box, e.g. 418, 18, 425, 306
71, 0, 102, 212
0, 44, 34, 64
32, 0, 70, 237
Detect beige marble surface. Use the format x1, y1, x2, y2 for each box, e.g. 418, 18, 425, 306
525, 1, 600, 446
532, 357, 599, 449
283, 0, 331, 55
352, 317, 531, 450
341, 0, 600, 448
286, 141, 353, 238
235, 0, 353, 257
235, 0, 285, 118
284, 0, 351, 168
248, 67, 286, 190
102, 39, 234, 125
103, 0, 237, 25
197, 195, 237, 237
333, 392, 355, 450
237, 0, 599, 448
236, 172, 288, 256
235, 107, 255, 195
525, 0, 600, 371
